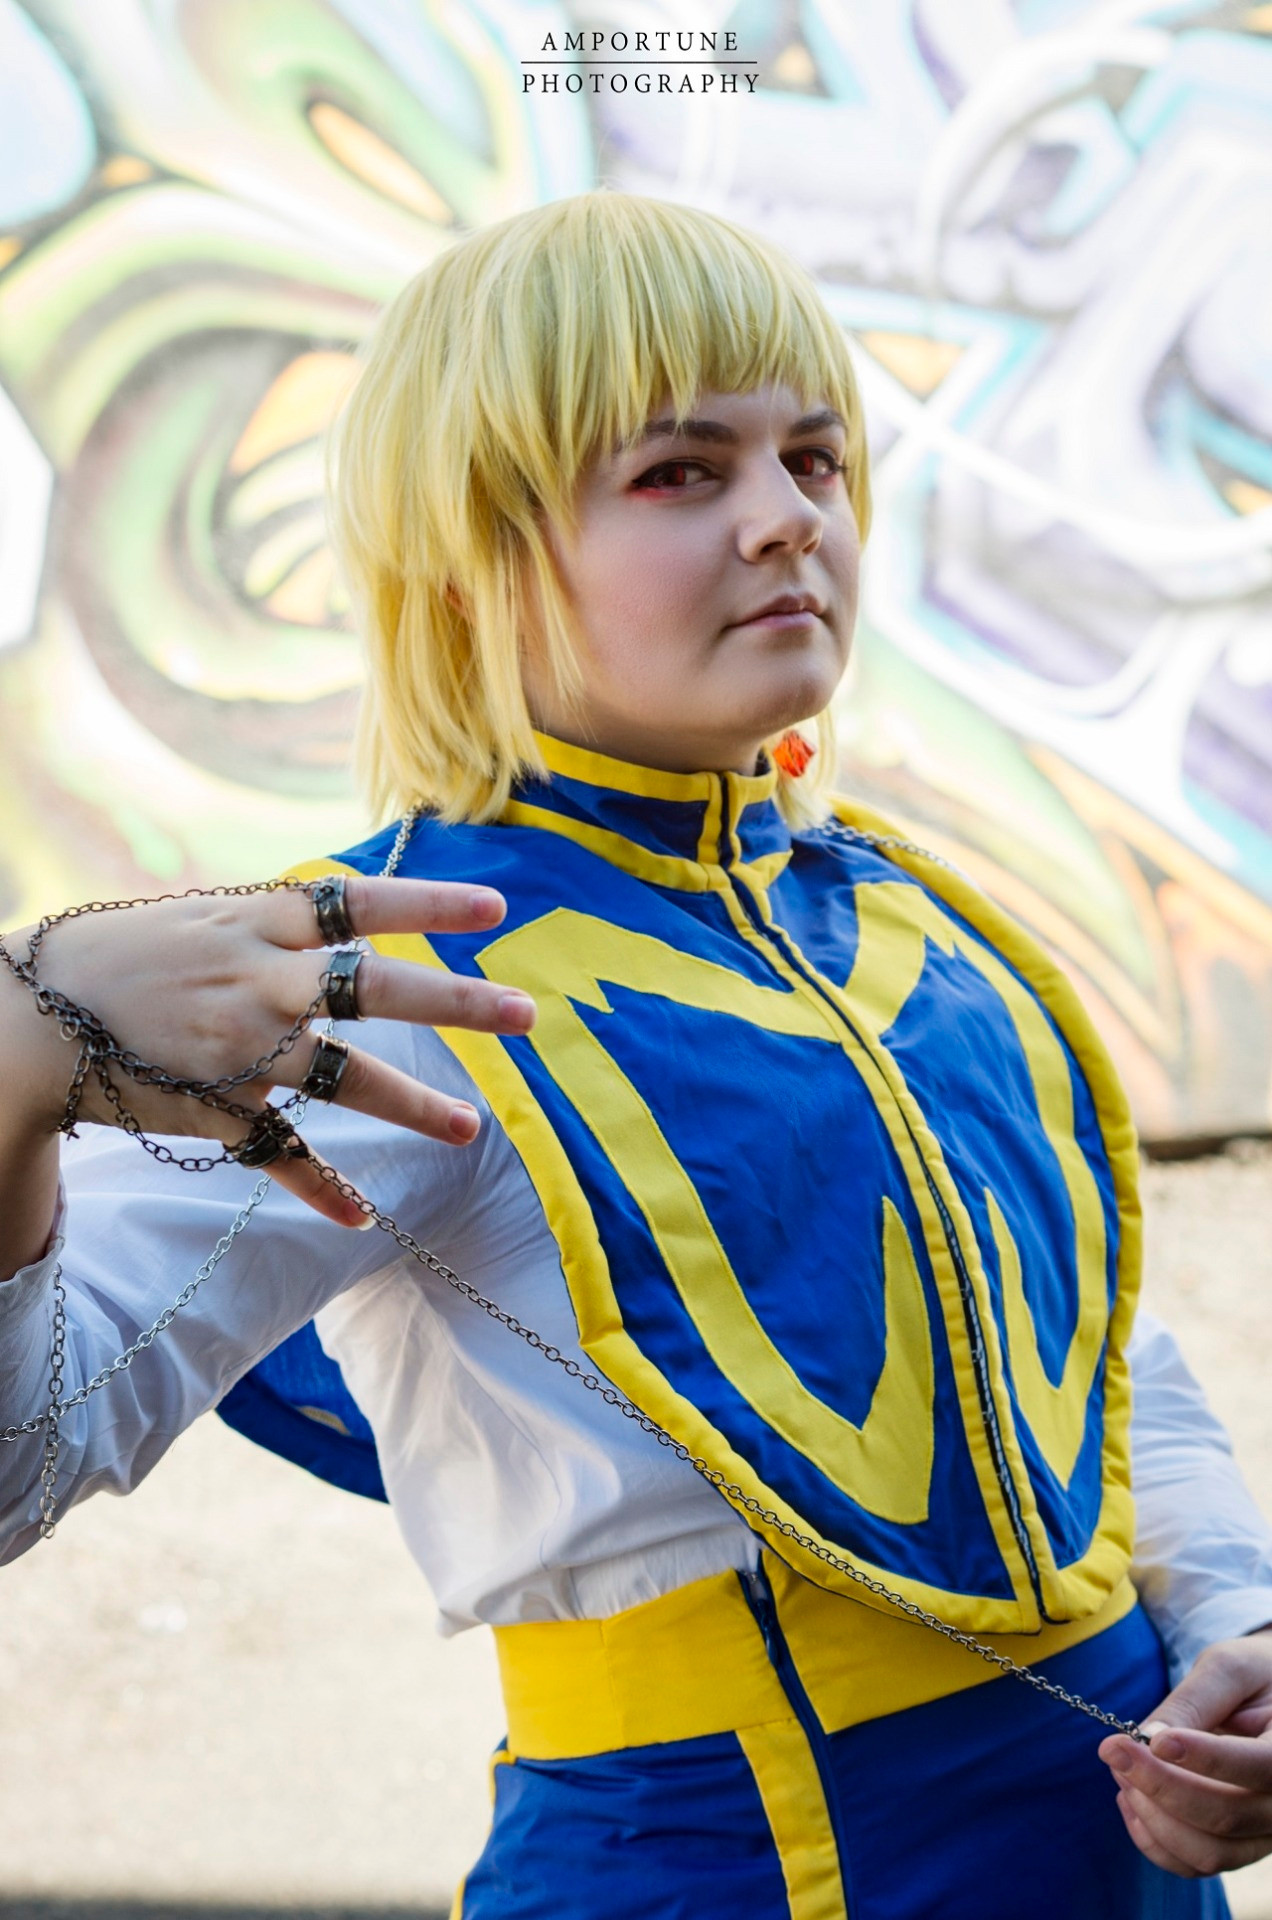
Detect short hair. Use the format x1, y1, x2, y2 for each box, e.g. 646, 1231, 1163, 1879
328, 190, 872, 826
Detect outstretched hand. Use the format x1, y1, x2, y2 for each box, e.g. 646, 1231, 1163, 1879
1099, 1627, 1272, 1878
1, 871, 537, 1233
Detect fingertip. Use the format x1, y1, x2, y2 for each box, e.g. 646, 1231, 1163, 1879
449, 1102, 480, 1142
469, 887, 507, 925
497, 990, 536, 1032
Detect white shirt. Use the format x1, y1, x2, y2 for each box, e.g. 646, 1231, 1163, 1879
3, 1016, 1271, 1683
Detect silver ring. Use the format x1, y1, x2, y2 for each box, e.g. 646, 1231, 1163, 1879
322, 948, 364, 1022
234, 1109, 307, 1169
298, 1033, 352, 1104
310, 876, 357, 946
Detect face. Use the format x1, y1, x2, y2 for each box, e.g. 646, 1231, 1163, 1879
522, 383, 861, 776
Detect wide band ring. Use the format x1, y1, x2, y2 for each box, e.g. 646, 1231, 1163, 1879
310, 875, 357, 946
298, 1032, 352, 1104
322, 948, 364, 1023
234, 1108, 308, 1169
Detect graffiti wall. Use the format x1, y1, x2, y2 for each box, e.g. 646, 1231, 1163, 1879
1, 0, 1269, 1142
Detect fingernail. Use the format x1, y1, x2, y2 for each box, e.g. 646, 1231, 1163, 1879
1107, 1749, 1133, 1774
470, 888, 504, 918
1151, 1732, 1185, 1761
450, 1103, 480, 1140
498, 991, 536, 1028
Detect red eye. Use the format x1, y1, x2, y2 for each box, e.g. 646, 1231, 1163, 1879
633, 461, 710, 490
786, 448, 844, 480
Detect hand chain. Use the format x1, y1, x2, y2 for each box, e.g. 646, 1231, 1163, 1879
0, 807, 1147, 1741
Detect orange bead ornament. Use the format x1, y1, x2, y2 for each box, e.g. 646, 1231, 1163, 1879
772, 729, 816, 778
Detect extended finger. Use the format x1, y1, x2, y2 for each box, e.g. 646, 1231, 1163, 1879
271, 948, 536, 1037
252, 1139, 373, 1229
208, 1100, 369, 1230
330, 949, 535, 1033
1119, 1784, 1272, 1877
264, 871, 508, 949
275, 1027, 485, 1144
1101, 1737, 1272, 1838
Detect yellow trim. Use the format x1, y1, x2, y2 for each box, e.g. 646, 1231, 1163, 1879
534, 729, 718, 803
500, 798, 716, 893
737, 1721, 849, 1920
530, 729, 778, 814
493, 1554, 1140, 1761
696, 771, 725, 871
449, 1748, 514, 1920
740, 847, 794, 891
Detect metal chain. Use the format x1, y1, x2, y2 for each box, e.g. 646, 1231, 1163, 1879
37, 1265, 67, 1538
1, 805, 1147, 1741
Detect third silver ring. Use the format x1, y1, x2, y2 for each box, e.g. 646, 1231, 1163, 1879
322, 948, 365, 1022
298, 1033, 353, 1104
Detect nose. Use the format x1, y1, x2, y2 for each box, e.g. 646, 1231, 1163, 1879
734, 451, 823, 561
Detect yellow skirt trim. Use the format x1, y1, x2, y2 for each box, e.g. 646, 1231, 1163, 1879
737, 1720, 850, 1920
493, 1554, 1139, 1761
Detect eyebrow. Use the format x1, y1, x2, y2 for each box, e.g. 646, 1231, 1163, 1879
621, 407, 846, 453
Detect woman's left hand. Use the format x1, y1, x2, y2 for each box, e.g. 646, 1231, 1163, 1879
1099, 1627, 1272, 1877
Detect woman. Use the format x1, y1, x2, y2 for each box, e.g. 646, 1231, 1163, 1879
3, 192, 1271, 1918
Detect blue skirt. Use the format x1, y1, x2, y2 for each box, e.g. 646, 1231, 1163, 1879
457, 1599, 1231, 1920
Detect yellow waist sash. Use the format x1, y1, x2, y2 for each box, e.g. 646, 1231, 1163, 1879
494, 1554, 1138, 1761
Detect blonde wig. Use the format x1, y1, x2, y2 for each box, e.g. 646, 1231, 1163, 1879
328, 190, 872, 826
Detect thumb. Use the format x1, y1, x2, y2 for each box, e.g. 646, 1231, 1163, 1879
1141, 1643, 1270, 1740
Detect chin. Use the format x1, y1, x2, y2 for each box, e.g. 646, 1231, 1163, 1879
748, 669, 841, 738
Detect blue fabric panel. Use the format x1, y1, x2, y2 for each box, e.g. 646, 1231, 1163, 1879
216, 1321, 387, 1502
458, 1732, 791, 1920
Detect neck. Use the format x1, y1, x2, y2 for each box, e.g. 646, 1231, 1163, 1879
529, 714, 764, 781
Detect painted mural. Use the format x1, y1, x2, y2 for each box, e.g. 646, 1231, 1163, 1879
0, 0, 1269, 1142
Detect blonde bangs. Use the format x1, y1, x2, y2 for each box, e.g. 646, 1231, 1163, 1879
328, 191, 872, 826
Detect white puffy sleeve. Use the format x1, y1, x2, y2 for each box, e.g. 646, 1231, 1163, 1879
0, 1019, 490, 1564
1128, 1308, 1272, 1685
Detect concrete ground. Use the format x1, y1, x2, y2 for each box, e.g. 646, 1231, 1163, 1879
1, 1142, 1270, 1918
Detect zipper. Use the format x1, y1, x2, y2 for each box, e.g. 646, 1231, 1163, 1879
740, 1562, 856, 1915
715, 779, 1046, 1614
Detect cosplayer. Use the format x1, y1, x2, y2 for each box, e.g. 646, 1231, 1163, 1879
3, 193, 1272, 1919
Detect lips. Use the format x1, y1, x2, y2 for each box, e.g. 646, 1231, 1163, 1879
733, 592, 824, 623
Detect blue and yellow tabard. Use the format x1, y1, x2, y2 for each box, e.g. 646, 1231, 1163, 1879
293, 733, 1142, 1640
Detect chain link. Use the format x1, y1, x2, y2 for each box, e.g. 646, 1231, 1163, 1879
0, 806, 1148, 1741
